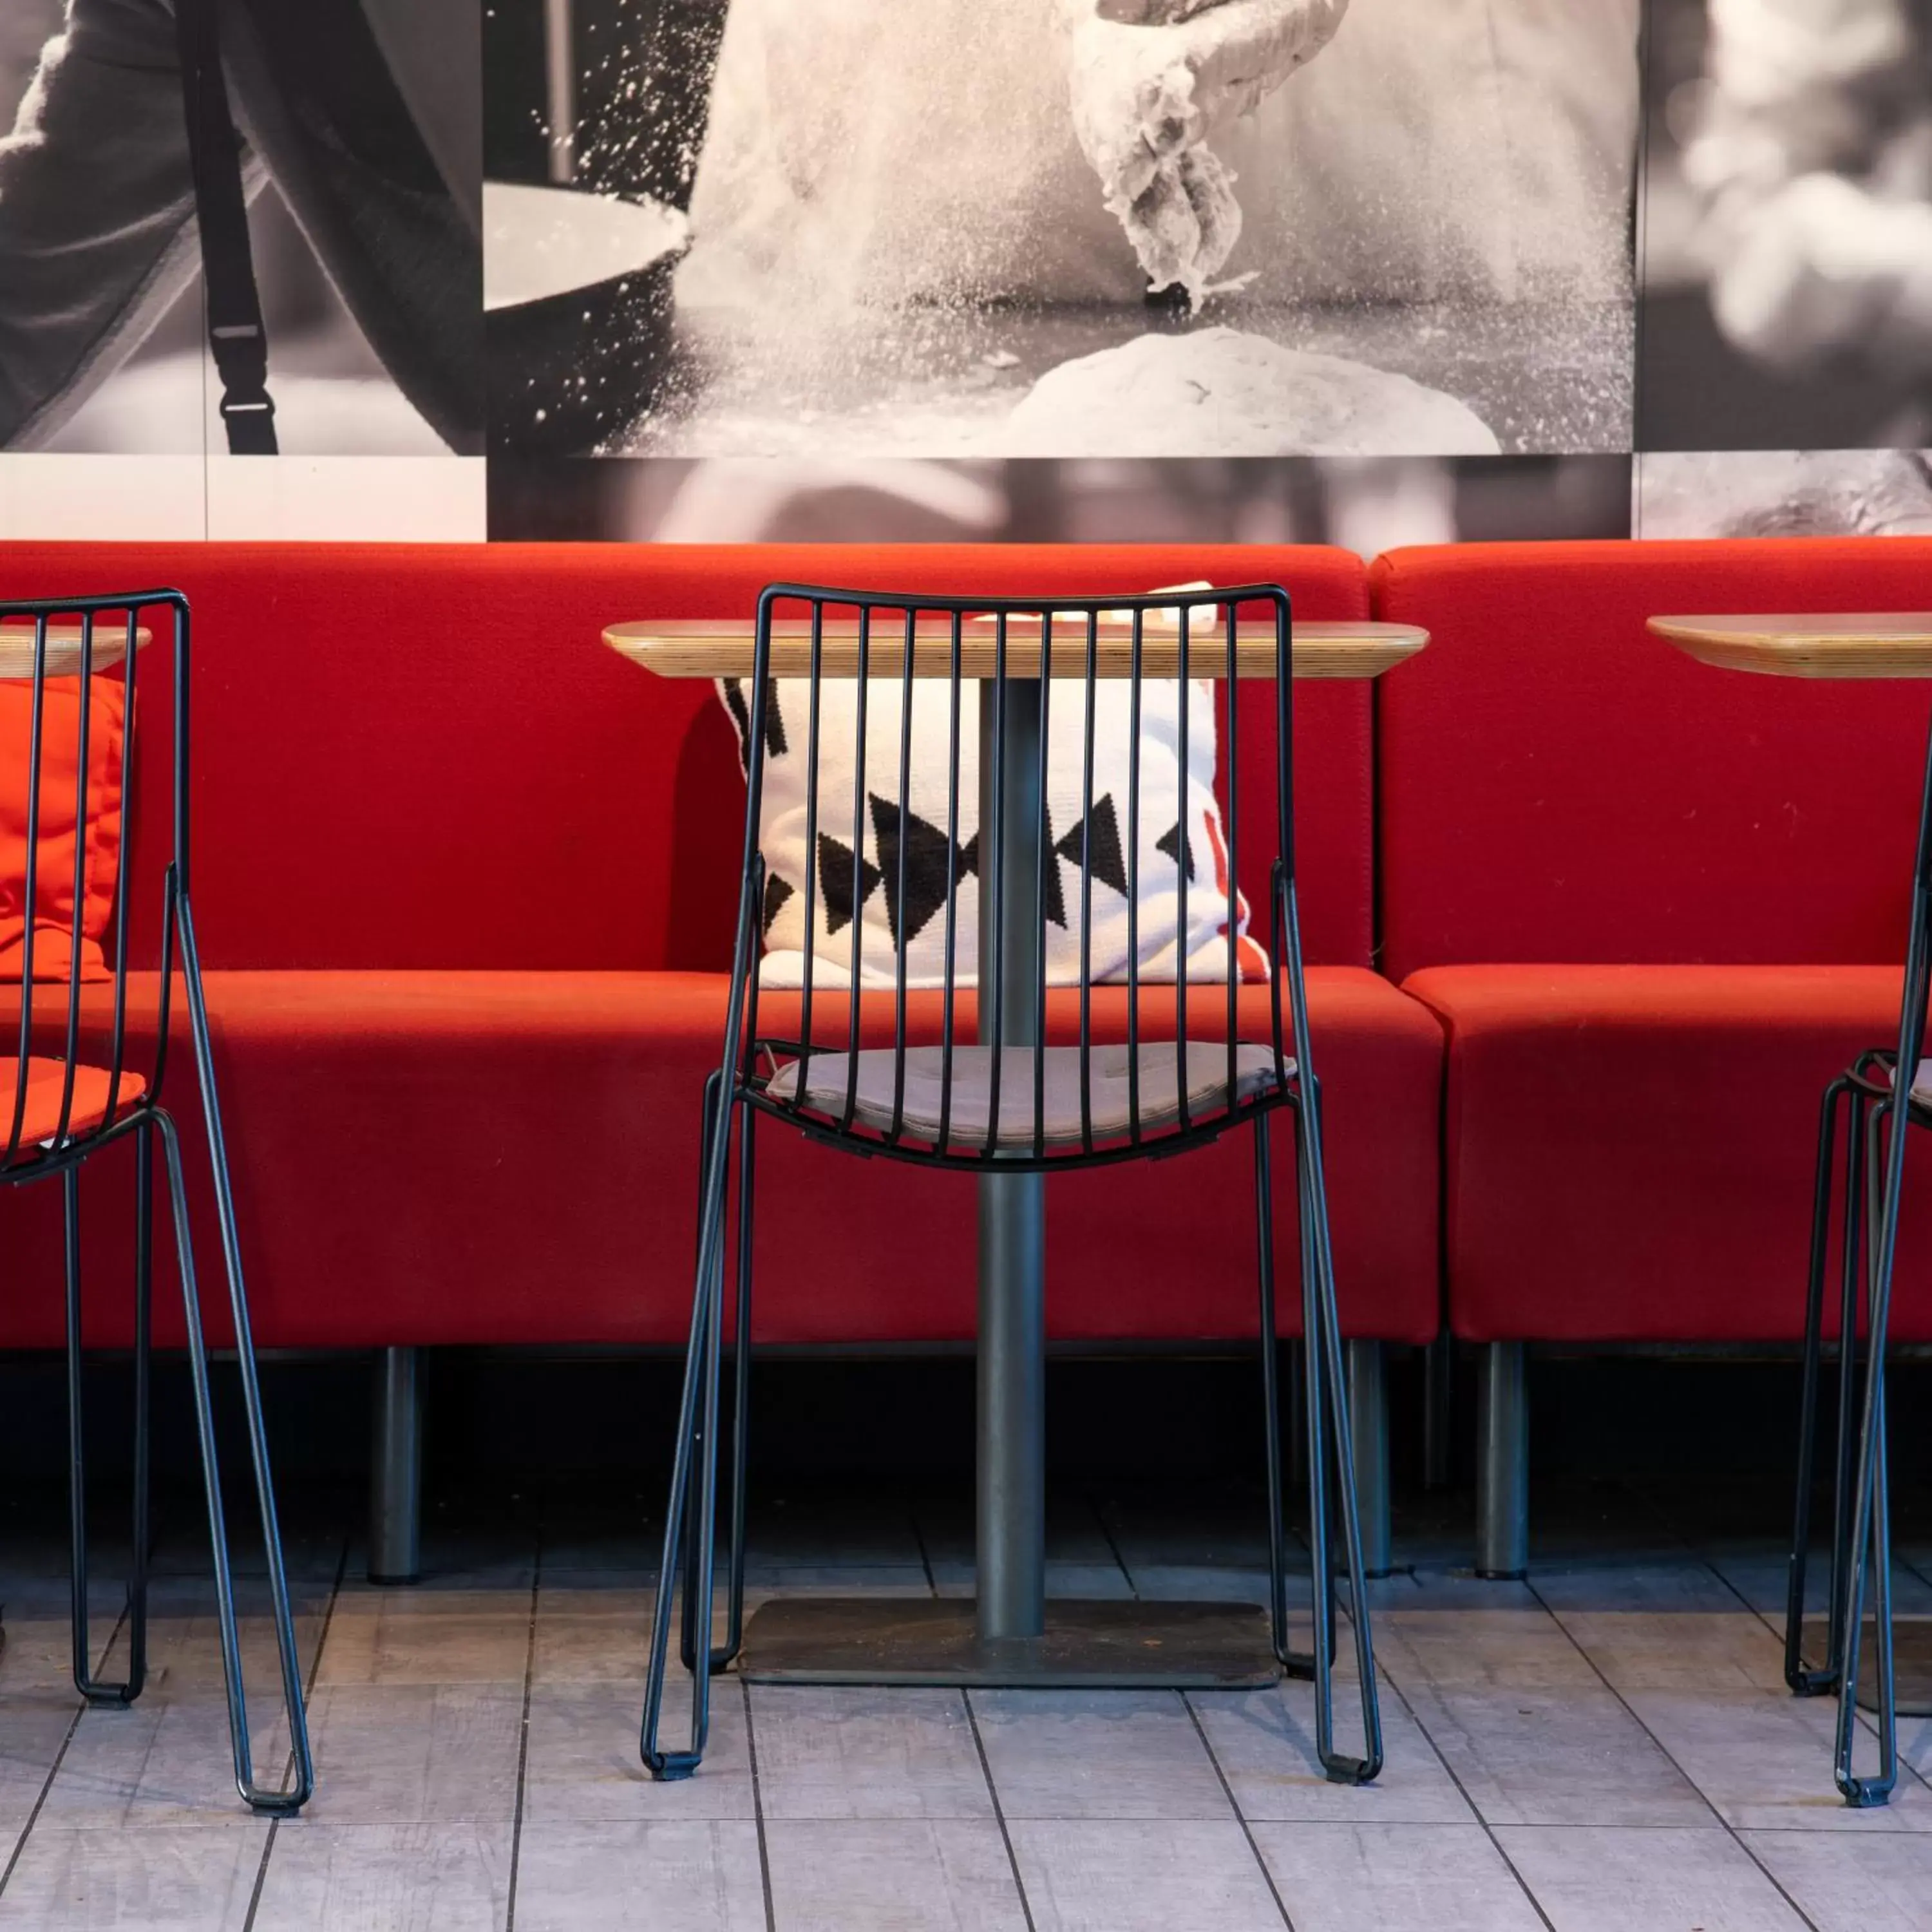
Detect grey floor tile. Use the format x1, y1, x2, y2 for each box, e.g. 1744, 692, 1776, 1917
251, 1822, 511, 1931
1708, 1551, 1932, 1622
765, 1819, 1027, 1931
35, 1688, 297, 1832
77, 1573, 332, 1696
314, 1594, 533, 1687
752, 1685, 993, 1821
511, 1819, 767, 1932
1190, 1680, 1473, 1823
1743, 1827, 1932, 1932
298, 1682, 523, 1826
1621, 1685, 1932, 1832
1249, 1821, 1545, 1931
970, 1688, 1233, 1821
523, 1678, 755, 1823
1376, 1578, 1604, 1692
1008, 1818, 1286, 1932
530, 1584, 652, 1685
0, 1586, 137, 1692
0, 1819, 267, 1929
0, 1689, 82, 1848
1495, 1824, 1810, 1931
0, 1591, 130, 1845
1396, 1681, 1710, 1827
1533, 1562, 1794, 1694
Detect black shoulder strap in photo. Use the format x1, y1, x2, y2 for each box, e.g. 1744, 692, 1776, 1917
175, 0, 277, 455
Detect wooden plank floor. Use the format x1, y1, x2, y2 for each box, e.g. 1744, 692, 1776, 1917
0, 1478, 1928, 1929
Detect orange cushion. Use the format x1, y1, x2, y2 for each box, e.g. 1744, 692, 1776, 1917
0, 674, 127, 983
0, 1057, 144, 1154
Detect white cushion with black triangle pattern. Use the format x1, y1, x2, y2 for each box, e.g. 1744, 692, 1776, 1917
714, 587, 1269, 989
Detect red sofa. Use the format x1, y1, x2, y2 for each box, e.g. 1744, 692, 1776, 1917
1376, 537, 1932, 1569
0, 540, 1444, 1562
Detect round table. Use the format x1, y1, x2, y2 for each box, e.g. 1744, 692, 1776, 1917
1651, 613, 1932, 1790
608, 611, 1428, 1686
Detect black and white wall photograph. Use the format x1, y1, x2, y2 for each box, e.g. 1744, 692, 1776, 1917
3, 0, 1927, 546
1635, 447, 1932, 536
1637, 0, 1932, 451
484, 0, 1642, 463
0, 0, 484, 462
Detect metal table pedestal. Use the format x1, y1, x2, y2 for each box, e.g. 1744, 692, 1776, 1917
741, 674, 1280, 1689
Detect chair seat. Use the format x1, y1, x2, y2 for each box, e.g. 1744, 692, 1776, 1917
0, 1057, 145, 1157
1912, 1061, 1932, 1108
765, 1041, 1287, 1150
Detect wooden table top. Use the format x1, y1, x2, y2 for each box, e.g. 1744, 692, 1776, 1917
0, 624, 149, 680
603, 616, 1428, 681
1649, 614, 1932, 680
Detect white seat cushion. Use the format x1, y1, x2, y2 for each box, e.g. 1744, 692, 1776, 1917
766, 1040, 1285, 1148
1912, 1059, 1932, 1107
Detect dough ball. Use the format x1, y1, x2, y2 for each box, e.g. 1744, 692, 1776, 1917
999, 325, 1500, 455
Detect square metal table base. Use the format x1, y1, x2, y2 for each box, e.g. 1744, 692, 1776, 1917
1799, 1618, 1932, 1716
739, 1597, 1282, 1689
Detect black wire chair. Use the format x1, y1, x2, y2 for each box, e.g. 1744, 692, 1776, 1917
640, 583, 1383, 1786
0, 591, 312, 1816
1785, 723, 1932, 1809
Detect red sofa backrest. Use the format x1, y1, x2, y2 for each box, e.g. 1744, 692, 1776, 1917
1375, 538, 1932, 980
0, 542, 1376, 971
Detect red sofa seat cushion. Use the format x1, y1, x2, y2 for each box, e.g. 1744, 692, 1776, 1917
0, 966, 1441, 1349
1406, 964, 1932, 1343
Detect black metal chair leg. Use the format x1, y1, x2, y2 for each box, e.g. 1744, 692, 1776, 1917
1835, 1095, 1902, 1806
1292, 1105, 1333, 1680
1253, 1114, 1291, 1664
130, 1118, 152, 1695
677, 1074, 721, 1678
643, 1081, 732, 1781
175, 900, 314, 1814
1826, 1088, 1871, 1688
717, 1099, 756, 1670
679, 1077, 752, 1679
1280, 1104, 1323, 1686
155, 1103, 312, 1817
1787, 1075, 1849, 1695
64, 1157, 148, 1706
1280, 1091, 1383, 1786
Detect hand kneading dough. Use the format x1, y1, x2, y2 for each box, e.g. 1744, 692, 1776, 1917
1001, 327, 1500, 455
1061, 0, 1349, 303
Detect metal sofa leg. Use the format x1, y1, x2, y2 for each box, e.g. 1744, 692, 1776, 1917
1423, 1334, 1454, 1492
1346, 1340, 1393, 1578
370, 1346, 423, 1585
1477, 1341, 1529, 1579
